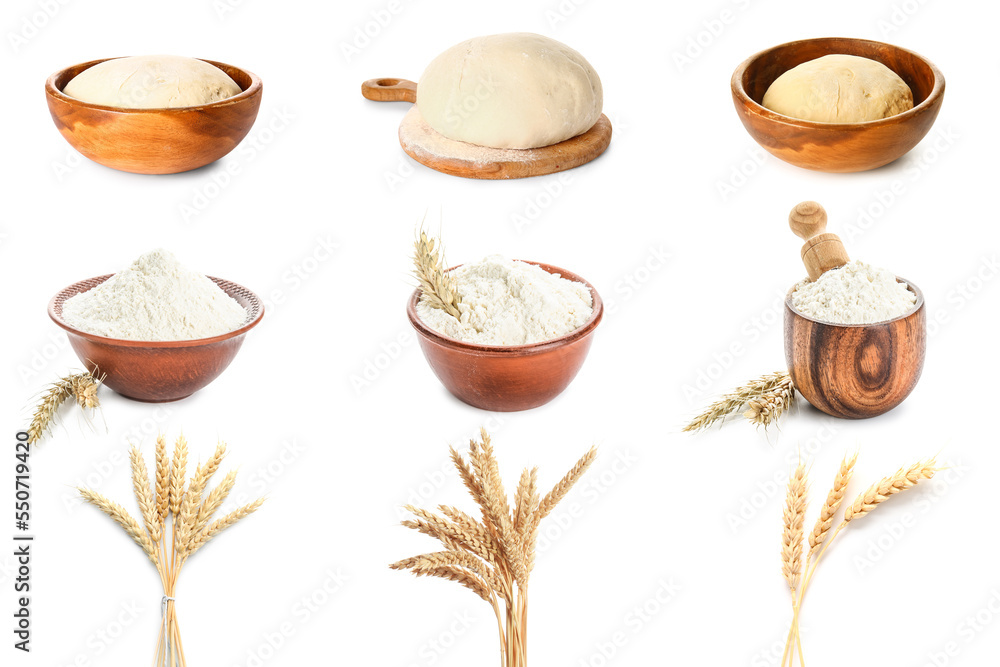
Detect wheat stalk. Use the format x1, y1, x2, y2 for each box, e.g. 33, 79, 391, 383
684, 371, 793, 432
781, 454, 941, 667
79, 435, 264, 667
393, 431, 596, 667
413, 230, 462, 319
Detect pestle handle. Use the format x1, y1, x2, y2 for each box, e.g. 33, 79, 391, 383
789, 201, 829, 240
789, 201, 850, 281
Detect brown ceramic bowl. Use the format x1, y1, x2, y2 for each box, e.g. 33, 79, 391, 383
49, 275, 263, 402
784, 278, 925, 419
732, 37, 944, 172
407, 262, 603, 412
45, 57, 263, 174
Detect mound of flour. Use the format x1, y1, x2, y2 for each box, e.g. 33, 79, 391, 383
417, 255, 593, 346
62, 249, 248, 341
791, 260, 916, 324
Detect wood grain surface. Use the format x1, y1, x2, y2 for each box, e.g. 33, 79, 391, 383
46, 58, 263, 174
784, 282, 926, 419
731, 37, 944, 172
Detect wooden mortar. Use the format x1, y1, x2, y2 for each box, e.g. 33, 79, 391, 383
783, 202, 926, 419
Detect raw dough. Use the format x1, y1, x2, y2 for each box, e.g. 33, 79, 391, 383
762, 54, 913, 123
417, 33, 603, 149
63, 55, 242, 109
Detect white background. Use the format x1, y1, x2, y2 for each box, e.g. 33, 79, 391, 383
2, 0, 998, 666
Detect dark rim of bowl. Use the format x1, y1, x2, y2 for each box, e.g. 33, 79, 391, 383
45, 57, 262, 113
785, 276, 924, 327
407, 261, 604, 355
48, 275, 265, 348
732, 37, 945, 129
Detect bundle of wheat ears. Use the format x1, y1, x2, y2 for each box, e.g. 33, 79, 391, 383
413, 230, 462, 319
684, 370, 795, 432
391, 429, 597, 667
78, 435, 265, 667
27, 370, 103, 445
778, 453, 940, 666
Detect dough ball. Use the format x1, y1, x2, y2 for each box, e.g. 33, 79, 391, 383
63, 55, 242, 109
762, 54, 913, 123
417, 33, 603, 149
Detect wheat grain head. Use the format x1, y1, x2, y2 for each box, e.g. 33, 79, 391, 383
808, 451, 858, 560
843, 458, 938, 523
781, 462, 808, 592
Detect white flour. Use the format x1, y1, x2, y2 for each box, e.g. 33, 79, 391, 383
791, 260, 917, 324
417, 255, 594, 345
62, 249, 248, 341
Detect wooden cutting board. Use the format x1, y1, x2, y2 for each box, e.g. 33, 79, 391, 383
362, 78, 612, 180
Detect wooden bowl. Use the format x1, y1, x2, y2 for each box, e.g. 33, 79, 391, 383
731, 38, 944, 172
784, 279, 925, 419
407, 262, 603, 411
45, 58, 263, 174
49, 275, 263, 402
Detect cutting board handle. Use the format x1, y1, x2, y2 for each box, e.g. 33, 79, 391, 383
361, 78, 417, 104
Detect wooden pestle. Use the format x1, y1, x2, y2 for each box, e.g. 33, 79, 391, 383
789, 201, 850, 281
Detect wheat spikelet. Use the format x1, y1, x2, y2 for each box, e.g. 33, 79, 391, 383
78, 488, 157, 565
185, 498, 264, 559
26, 378, 73, 445
177, 443, 226, 546
413, 230, 462, 319
781, 462, 808, 592
513, 467, 538, 536
391, 550, 504, 597
168, 436, 189, 515
533, 447, 597, 524
684, 371, 792, 432
450, 445, 488, 513
843, 458, 938, 523
401, 505, 479, 555
525, 447, 596, 575
744, 374, 795, 427
199, 442, 227, 489
154, 435, 170, 525
404, 563, 493, 601
808, 452, 857, 560
129, 446, 160, 544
